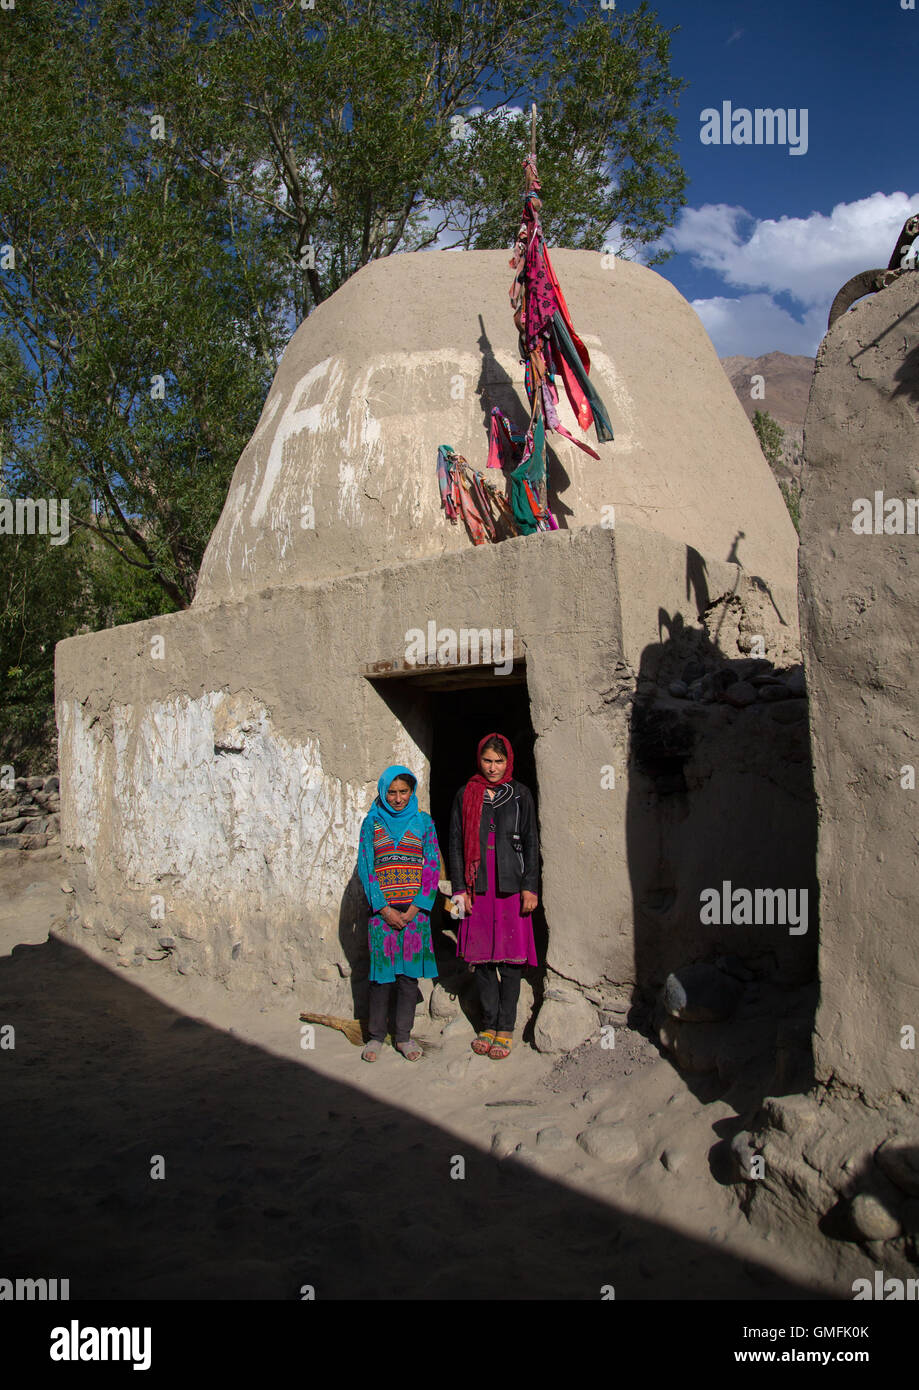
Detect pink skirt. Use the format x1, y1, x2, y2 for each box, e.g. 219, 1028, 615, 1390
457, 833, 538, 966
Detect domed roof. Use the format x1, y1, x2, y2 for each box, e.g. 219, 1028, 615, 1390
192, 248, 797, 607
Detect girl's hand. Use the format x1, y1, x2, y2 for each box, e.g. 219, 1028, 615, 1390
520, 891, 538, 915
461, 893, 472, 916
402, 905, 418, 924
382, 906, 404, 929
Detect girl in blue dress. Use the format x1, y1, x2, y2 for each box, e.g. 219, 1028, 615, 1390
357, 764, 441, 1061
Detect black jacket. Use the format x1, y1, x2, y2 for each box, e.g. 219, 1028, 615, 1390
449, 778, 539, 897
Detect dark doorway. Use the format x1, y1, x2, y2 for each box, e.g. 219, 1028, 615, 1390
427, 683, 538, 859
426, 679, 547, 973
365, 664, 548, 976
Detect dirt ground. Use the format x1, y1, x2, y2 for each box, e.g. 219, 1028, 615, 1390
0, 846, 859, 1300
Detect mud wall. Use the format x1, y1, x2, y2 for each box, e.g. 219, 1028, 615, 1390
57, 528, 622, 1008
798, 273, 919, 1103
56, 522, 813, 1021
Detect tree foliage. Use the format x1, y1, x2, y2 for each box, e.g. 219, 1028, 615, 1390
752, 409, 785, 470
751, 410, 800, 532
87, 0, 689, 313
779, 479, 802, 535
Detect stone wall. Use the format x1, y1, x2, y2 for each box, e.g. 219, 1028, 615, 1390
0, 774, 61, 853
732, 272, 919, 1277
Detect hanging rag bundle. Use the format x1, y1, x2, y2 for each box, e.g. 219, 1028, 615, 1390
437, 133, 613, 542
511, 153, 614, 450
436, 445, 520, 545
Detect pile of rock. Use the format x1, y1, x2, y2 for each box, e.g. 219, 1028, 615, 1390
667, 659, 807, 723
0, 775, 61, 851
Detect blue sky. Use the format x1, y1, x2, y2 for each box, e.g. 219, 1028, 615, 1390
601, 0, 919, 356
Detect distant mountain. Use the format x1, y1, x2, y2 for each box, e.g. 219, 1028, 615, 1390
721, 351, 815, 477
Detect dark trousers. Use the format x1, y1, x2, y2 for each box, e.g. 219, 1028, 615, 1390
475, 962, 524, 1031
368, 974, 420, 1044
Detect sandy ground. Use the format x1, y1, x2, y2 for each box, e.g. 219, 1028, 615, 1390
0, 848, 854, 1301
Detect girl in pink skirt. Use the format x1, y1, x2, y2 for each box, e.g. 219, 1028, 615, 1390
448, 732, 539, 1059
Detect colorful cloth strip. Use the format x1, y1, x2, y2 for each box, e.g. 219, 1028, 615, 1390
437, 444, 520, 545
437, 144, 613, 542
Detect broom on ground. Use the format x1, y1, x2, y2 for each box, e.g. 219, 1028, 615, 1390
299, 1012, 367, 1046
298, 1012, 441, 1051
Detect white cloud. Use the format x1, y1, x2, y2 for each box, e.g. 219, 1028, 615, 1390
659, 191, 919, 355
664, 192, 919, 307
690, 294, 827, 357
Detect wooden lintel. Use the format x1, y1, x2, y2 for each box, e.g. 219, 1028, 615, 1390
362, 648, 526, 683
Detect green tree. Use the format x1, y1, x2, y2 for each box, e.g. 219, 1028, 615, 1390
752, 409, 785, 470
751, 410, 801, 533
779, 479, 802, 535
0, 485, 93, 768
100, 0, 689, 315
0, 0, 283, 610
2, 0, 688, 609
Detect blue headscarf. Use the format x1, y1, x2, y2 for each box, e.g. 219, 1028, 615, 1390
368, 764, 427, 845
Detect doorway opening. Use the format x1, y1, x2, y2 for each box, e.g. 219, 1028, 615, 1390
366, 662, 547, 972
427, 683, 538, 865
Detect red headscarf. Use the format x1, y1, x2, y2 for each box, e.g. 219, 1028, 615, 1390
461, 732, 514, 899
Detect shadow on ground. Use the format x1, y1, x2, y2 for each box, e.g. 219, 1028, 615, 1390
0, 933, 826, 1301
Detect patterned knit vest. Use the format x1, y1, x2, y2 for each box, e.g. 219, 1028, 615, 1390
372, 824, 424, 904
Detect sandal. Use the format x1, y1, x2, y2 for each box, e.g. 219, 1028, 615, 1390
488, 1033, 513, 1059
395, 1038, 423, 1061
471, 1029, 497, 1055
361, 1038, 384, 1062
